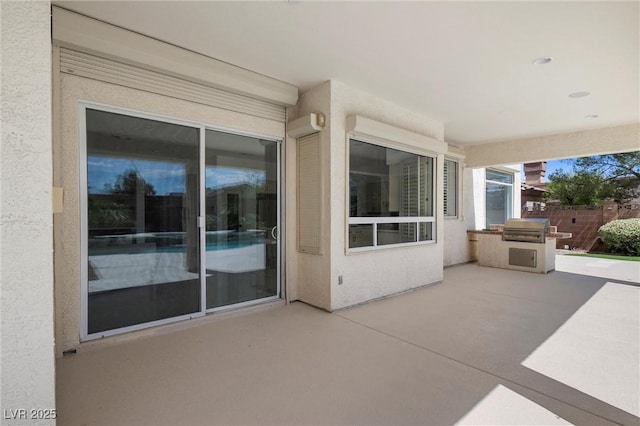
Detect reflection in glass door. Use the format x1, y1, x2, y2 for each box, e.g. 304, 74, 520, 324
204, 130, 279, 309
85, 108, 201, 335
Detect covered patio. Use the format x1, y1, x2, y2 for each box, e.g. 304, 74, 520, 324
57, 262, 639, 425
2, 2, 639, 423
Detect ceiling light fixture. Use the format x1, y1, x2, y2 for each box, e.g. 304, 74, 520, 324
532, 57, 553, 65
569, 91, 590, 98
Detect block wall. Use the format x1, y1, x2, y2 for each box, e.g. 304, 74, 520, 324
522, 201, 640, 251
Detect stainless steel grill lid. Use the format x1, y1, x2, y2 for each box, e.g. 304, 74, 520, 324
502, 218, 549, 243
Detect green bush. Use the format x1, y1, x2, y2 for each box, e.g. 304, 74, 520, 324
598, 219, 640, 256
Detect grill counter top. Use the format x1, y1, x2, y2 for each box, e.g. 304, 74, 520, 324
467, 229, 572, 239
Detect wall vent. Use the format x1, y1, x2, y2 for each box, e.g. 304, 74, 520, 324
59, 48, 286, 122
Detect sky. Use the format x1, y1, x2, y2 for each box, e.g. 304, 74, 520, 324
88, 156, 263, 195
545, 159, 574, 176
521, 158, 575, 183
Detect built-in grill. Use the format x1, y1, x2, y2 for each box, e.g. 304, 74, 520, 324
502, 218, 550, 243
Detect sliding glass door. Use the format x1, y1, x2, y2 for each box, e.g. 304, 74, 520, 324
204, 130, 279, 310
82, 106, 280, 338
85, 109, 201, 335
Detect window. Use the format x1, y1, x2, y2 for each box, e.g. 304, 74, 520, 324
348, 139, 435, 250
485, 169, 514, 228
443, 159, 458, 217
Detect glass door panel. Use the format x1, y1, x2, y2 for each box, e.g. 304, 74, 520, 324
204, 130, 279, 309
486, 182, 512, 228
86, 109, 201, 334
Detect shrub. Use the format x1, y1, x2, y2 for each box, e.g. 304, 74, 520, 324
598, 219, 640, 256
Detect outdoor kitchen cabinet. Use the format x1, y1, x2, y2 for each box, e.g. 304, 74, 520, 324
474, 232, 557, 273
468, 223, 571, 274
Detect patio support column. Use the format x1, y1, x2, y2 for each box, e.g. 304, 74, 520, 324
0, 1, 56, 424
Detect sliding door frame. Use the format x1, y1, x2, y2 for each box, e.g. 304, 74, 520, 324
79, 101, 282, 341
203, 125, 282, 314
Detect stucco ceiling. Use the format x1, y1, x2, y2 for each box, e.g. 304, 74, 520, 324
55, 1, 639, 146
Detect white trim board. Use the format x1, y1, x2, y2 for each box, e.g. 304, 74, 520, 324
52, 6, 298, 107
346, 115, 447, 156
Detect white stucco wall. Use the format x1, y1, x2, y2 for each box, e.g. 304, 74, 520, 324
441, 146, 475, 267
443, 166, 474, 267
442, 219, 470, 266
470, 168, 487, 231
0, 1, 56, 423
328, 81, 445, 310
285, 82, 332, 310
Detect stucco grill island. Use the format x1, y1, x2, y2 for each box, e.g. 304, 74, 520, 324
468, 219, 571, 273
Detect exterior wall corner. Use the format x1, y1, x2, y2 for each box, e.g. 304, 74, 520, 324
0, 1, 56, 421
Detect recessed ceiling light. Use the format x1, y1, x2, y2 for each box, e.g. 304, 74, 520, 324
569, 91, 590, 98
585, 114, 599, 118
532, 57, 553, 65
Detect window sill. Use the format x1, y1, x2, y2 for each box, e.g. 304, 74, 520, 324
346, 240, 436, 254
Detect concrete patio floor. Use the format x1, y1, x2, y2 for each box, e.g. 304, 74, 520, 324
56, 263, 639, 425
555, 253, 640, 283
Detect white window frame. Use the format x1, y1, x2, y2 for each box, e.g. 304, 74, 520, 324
346, 138, 436, 253
484, 168, 515, 228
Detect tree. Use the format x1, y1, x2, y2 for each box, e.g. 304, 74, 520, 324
87, 196, 133, 228
574, 152, 640, 181
573, 152, 640, 202
545, 152, 640, 205
104, 168, 156, 197
544, 169, 617, 205
89, 168, 156, 228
